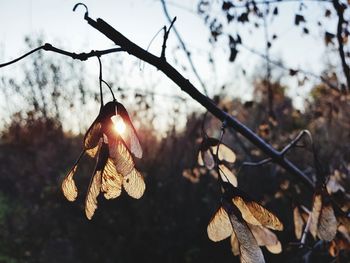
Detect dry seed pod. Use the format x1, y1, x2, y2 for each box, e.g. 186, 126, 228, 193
207, 206, 233, 242
309, 191, 337, 241
223, 185, 283, 231
218, 164, 237, 187
198, 137, 236, 169
85, 142, 109, 220
61, 150, 86, 202
101, 158, 123, 199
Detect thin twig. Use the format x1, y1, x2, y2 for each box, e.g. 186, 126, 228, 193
97, 56, 104, 109
332, 0, 350, 91
281, 130, 312, 156
160, 0, 209, 96
0, 43, 124, 68
161, 17, 177, 59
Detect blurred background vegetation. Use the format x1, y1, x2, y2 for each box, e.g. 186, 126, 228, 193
1, 0, 350, 262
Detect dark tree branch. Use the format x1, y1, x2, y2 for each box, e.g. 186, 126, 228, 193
160, 0, 209, 96
81, 14, 315, 190
0, 44, 124, 68
332, 0, 350, 91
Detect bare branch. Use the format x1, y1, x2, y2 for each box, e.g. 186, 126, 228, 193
0, 44, 124, 68
281, 130, 313, 156
161, 17, 177, 59
160, 0, 209, 96
332, 0, 350, 91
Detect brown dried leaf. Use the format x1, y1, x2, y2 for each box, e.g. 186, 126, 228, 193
123, 168, 146, 199
293, 206, 305, 239
228, 209, 265, 263
62, 164, 78, 202
207, 207, 233, 242
232, 196, 283, 231
219, 164, 237, 187
101, 158, 122, 199
85, 170, 102, 220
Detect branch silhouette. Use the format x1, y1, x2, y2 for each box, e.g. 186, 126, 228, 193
0, 44, 123, 68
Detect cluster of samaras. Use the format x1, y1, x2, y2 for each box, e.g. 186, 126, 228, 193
198, 137, 283, 262
197, 137, 348, 262
62, 101, 145, 219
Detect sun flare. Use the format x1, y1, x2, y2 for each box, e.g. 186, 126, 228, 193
111, 115, 126, 135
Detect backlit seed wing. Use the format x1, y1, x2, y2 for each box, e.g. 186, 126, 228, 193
85, 143, 108, 220
116, 102, 143, 159
318, 203, 337, 241
62, 164, 78, 202
123, 168, 146, 199
228, 207, 265, 263
310, 194, 322, 238
86, 144, 99, 158
219, 164, 237, 187
232, 196, 283, 231
249, 224, 282, 254
101, 158, 122, 199
211, 144, 236, 163
85, 170, 102, 220
293, 206, 305, 239
109, 139, 135, 176
207, 207, 233, 242
61, 150, 85, 202
84, 119, 102, 151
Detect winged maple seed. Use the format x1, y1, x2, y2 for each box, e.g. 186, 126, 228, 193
293, 205, 309, 239
207, 183, 283, 262
197, 137, 237, 186
309, 189, 337, 241
61, 101, 145, 219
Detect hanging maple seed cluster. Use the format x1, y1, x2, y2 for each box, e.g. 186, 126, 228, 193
207, 183, 283, 262
61, 100, 145, 219
198, 135, 283, 262
198, 137, 237, 186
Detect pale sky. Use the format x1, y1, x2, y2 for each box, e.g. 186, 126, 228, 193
0, 0, 340, 132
